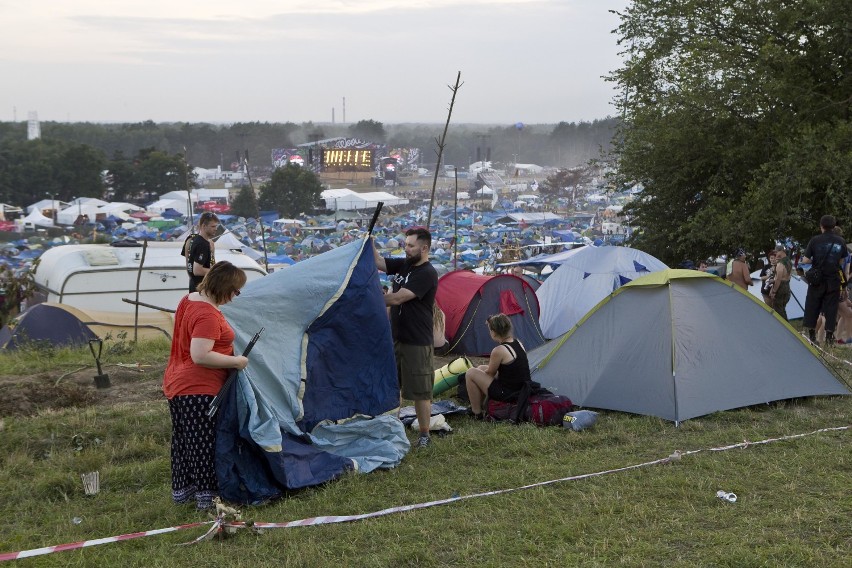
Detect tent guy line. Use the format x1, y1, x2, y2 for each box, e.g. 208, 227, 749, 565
2, 425, 847, 562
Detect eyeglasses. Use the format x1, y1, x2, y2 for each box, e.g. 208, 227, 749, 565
233, 289, 241, 296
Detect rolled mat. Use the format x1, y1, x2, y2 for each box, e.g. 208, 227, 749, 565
433, 356, 473, 396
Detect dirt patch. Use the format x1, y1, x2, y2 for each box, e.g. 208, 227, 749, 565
0, 363, 168, 418
0, 354, 484, 418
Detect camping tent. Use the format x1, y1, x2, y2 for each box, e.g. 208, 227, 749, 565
749, 269, 808, 319
528, 269, 849, 423
436, 270, 546, 356
0, 303, 174, 349
216, 238, 408, 503
536, 246, 668, 339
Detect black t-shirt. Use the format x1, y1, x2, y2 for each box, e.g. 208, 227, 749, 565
804, 232, 848, 283
186, 235, 215, 292
385, 257, 438, 346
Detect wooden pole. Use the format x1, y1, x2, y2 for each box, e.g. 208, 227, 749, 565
426, 72, 463, 229
133, 239, 148, 344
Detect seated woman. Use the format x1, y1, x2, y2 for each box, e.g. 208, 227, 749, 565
465, 313, 531, 420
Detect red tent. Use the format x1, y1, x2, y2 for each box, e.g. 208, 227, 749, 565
435, 270, 545, 356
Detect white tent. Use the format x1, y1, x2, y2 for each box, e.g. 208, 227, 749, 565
148, 198, 191, 216
56, 203, 103, 225
749, 270, 808, 319
537, 246, 668, 339
321, 189, 408, 210
16, 208, 55, 230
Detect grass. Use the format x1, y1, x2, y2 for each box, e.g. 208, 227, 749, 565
0, 343, 850, 566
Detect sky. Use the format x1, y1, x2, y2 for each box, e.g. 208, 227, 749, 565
0, 0, 629, 125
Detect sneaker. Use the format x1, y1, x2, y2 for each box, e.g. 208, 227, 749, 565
416, 434, 431, 448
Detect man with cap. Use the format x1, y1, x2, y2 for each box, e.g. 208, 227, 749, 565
801, 215, 848, 344
769, 245, 792, 320
726, 248, 751, 290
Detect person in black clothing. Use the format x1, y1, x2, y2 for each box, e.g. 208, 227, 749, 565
373, 227, 439, 449
464, 313, 531, 420
185, 212, 219, 292
802, 215, 849, 344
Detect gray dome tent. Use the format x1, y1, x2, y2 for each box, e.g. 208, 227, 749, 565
528, 269, 849, 423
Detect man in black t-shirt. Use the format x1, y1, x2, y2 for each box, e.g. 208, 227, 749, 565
802, 215, 849, 344
185, 212, 219, 292
374, 227, 438, 449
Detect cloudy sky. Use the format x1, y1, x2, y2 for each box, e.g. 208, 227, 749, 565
0, 0, 628, 125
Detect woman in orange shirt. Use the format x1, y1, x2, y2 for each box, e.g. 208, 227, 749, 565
163, 261, 248, 510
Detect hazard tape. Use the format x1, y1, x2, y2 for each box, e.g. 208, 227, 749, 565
1, 425, 848, 561
0, 521, 214, 562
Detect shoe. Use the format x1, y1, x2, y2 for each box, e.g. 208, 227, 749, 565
465, 409, 485, 421
416, 434, 431, 448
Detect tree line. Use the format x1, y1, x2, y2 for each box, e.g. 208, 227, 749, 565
611, 0, 851, 265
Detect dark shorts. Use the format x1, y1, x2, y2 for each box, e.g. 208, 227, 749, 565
395, 342, 433, 401
487, 381, 521, 402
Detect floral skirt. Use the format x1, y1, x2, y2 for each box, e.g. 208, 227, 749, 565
168, 395, 218, 510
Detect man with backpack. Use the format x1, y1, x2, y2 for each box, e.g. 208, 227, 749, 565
801, 215, 848, 344
183, 212, 219, 293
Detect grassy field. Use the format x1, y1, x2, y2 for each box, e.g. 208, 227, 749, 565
0, 340, 850, 567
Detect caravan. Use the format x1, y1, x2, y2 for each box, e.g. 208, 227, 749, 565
32, 242, 266, 314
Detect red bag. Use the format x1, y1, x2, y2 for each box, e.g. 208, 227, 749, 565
486, 393, 573, 426
526, 394, 574, 426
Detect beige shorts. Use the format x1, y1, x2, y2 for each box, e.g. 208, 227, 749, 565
394, 342, 434, 401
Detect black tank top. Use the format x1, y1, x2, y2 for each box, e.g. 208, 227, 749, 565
496, 339, 531, 391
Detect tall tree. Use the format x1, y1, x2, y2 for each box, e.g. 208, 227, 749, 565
229, 185, 259, 219
348, 120, 386, 142
258, 164, 323, 217
610, 0, 852, 265
106, 150, 135, 202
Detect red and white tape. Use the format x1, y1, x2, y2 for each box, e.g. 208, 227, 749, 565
1, 425, 847, 561
0, 521, 214, 562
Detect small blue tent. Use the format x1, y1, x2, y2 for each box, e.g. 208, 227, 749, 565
216, 238, 408, 504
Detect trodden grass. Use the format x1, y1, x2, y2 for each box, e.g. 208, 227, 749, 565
0, 343, 850, 567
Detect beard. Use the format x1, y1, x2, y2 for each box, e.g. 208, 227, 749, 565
406, 250, 422, 264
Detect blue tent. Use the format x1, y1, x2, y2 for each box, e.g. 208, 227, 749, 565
216, 238, 408, 504
161, 208, 184, 219
0, 304, 98, 350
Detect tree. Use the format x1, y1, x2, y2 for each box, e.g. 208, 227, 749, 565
348, 120, 386, 142
609, 0, 852, 265
539, 167, 592, 213
258, 164, 323, 217
229, 185, 259, 218
106, 150, 135, 202
133, 148, 196, 203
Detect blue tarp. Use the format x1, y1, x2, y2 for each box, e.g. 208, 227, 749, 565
217, 239, 408, 503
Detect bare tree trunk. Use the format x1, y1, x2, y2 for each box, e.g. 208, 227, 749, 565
426, 72, 463, 229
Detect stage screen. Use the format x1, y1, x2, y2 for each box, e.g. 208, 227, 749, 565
322, 148, 373, 171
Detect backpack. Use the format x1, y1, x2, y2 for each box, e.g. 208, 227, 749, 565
486, 381, 574, 426
181, 234, 199, 275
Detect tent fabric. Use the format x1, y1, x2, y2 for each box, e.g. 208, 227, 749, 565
528, 269, 849, 423
0, 302, 174, 350
217, 239, 407, 502
537, 246, 668, 339
436, 270, 546, 356
0, 304, 98, 349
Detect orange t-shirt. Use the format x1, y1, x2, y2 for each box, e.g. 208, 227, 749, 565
163, 295, 235, 398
